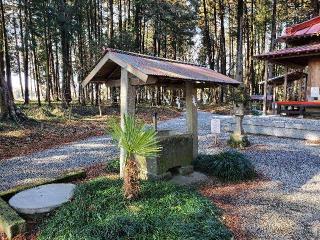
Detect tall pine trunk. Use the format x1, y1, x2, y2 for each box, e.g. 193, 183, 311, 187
1, 0, 12, 99
59, 0, 72, 108
236, 0, 244, 83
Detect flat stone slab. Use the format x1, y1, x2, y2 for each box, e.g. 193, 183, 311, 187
8, 183, 75, 215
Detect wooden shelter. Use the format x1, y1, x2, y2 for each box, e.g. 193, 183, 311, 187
255, 16, 320, 115
258, 71, 307, 103
82, 48, 240, 177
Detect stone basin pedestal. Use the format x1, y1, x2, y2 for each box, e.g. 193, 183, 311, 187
137, 130, 194, 180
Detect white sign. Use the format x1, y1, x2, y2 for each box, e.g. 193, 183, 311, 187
211, 119, 221, 134
175, 97, 181, 109
311, 87, 320, 98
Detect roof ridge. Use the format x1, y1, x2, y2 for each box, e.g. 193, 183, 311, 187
286, 16, 320, 35
256, 42, 320, 56
105, 48, 206, 68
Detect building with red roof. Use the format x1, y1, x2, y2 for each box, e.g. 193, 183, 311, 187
255, 16, 320, 115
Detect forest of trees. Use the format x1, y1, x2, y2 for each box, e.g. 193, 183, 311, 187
0, 0, 319, 120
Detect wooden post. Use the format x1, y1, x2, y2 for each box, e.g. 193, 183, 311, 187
120, 68, 136, 178
272, 83, 276, 114
304, 76, 308, 101
185, 82, 198, 159
263, 61, 268, 115
284, 66, 288, 101
307, 58, 320, 101
298, 78, 302, 101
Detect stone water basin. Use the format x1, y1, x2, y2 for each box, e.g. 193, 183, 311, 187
138, 130, 194, 179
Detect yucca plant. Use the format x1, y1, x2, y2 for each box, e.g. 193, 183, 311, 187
111, 115, 161, 199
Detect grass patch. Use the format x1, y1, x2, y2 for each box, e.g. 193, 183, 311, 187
193, 151, 256, 182
105, 158, 120, 173
39, 178, 232, 240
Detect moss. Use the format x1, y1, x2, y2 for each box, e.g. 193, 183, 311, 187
0, 198, 26, 240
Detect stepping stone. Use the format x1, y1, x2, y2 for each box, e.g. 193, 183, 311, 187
8, 183, 75, 215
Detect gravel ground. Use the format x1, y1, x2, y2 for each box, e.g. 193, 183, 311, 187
1, 111, 319, 239
0, 136, 118, 192
160, 112, 320, 239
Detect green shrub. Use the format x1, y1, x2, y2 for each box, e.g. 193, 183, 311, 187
105, 158, 120, 173
39, 178, 232, 240
193, 151, 256, 182
251, 109, 262, 116
105, 115, 120, 134
227, 134, 250, 149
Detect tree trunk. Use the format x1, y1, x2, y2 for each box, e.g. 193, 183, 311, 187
123, 154, 140, 200
21, 0, 29, 105
1, 0, 12, 99
134, 1, 141, 52
59, 0, 72, 108
13, 18, 24, 98
202, 0, 213, 69
109, 0, 114, 47
0, 0, 24, 121
268, 0, 277, 78
312, 0, 319, 17
236, 0, 244, 83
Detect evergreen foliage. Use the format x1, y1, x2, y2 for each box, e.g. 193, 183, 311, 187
193, 151, 256, 182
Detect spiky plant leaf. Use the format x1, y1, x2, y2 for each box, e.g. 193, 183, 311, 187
111, 115, 161, 158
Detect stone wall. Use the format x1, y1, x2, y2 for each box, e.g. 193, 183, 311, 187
213, 115, 320, 141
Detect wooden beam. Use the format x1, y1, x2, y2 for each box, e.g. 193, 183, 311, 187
82, 53, 110, 87
272, 83, 277, 114
109, 52, 149, 82
284, 66, 288, 101
185, 82, 198, 159
263, 61, 268, 114
119, 68, 136, 178
103, 76, 158, 87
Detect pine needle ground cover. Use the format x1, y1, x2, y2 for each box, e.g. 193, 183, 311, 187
39, 177, 232, 240
0, 104, 180, 161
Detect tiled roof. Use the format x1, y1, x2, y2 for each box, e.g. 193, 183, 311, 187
254, 43, 320, 60
105, 49, 239, 84
278, 16, 320, 41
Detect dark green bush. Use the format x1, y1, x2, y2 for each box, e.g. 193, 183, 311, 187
251, 109, 262, 116
39, 178, 232, 240
193, 151, 256, 182
105, 158, 120, 173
